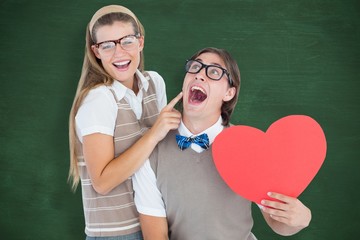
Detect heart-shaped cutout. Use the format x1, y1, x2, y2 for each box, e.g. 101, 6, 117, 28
212, 115, 327, 204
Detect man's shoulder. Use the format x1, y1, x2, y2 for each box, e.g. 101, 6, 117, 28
150, 130, 179, 160
159, 129, 178, 146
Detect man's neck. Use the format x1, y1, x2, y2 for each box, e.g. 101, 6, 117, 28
182, 115, 221, 135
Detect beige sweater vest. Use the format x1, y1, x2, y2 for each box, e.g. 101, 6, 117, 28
150, 130, 257, 240
77, 73, 159, 237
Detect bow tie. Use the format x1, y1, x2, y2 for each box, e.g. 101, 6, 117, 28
176, 133, 210, 150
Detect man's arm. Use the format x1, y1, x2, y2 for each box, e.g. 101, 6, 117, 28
133, 160, 169, 238
260, 192, 311, 236
140, 214, 168, 240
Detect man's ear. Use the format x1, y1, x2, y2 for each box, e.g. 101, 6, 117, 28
91, 45, 101, 59
223, 87, 236, 102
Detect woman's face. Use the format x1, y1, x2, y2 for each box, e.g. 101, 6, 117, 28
182, 52, 235, 123
91, 21, 144, 89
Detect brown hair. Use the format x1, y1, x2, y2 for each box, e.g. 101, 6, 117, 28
188, 47, 241, 126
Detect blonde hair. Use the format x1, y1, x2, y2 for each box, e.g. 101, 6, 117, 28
68, 6, 145, 191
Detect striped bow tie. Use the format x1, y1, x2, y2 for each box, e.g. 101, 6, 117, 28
175, 133, 210, 150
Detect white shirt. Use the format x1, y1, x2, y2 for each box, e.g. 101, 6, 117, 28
75, 70, 167, 143
133, 117, 224, 217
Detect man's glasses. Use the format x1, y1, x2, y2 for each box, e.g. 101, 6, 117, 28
185, 59, 233, 86
93, 33, 141, 55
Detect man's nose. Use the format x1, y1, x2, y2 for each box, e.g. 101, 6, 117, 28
195, 67, 207, 81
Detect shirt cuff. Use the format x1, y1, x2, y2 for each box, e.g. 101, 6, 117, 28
136, 205, 166, 217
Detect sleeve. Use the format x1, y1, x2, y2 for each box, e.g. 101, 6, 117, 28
133, 160, 166, 217
75, 87, 117, 143
148, 71, 167, 110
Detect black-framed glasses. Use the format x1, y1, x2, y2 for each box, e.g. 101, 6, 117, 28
93, 33, 141, 55
185, 59, 233, 86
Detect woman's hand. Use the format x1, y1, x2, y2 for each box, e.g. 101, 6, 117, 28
148, 92, 183, 143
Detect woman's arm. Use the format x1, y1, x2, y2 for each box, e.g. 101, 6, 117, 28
83, 92, 183, 195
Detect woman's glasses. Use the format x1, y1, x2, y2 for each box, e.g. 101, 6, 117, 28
185, 59, 233, 86
93, 33, 140, 55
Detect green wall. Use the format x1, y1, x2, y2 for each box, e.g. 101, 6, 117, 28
0, 0, 359, 239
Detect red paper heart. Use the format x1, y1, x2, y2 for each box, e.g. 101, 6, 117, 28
212, 115, 327, 204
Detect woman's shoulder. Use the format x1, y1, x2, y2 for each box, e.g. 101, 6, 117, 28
143, 71, 165, 89
144, 70, 164, 82
83, 84, 116, 104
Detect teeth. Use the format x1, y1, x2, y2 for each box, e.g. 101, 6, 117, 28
114, 60, 130, 66
191, 86, 206, 94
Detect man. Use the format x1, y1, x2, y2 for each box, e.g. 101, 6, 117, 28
133, 47, 311, 240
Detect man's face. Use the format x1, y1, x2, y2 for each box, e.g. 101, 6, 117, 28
182, 52, 235, 122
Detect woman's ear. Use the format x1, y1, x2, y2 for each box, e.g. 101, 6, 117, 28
138, 36, 144, 51
223, 87, 236, 102
91, 45, 101, 59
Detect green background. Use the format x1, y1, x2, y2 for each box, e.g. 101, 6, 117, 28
1, 0, 359, 239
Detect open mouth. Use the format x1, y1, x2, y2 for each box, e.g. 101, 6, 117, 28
189, 86, 207, 104
113, 60, 131, 70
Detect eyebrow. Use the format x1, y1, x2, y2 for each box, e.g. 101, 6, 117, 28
195, 58, 224, 68
97, 33, 137, 44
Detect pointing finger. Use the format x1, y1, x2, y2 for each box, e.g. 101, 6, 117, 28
163, 92, 183, 111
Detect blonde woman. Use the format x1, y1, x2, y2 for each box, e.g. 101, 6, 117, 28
68, 5, 182, 239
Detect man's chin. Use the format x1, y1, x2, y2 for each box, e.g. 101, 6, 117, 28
183, 101, 207, 115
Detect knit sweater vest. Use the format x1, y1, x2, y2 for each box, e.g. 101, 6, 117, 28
77, 73, 159, 237
150, 130, 257, 240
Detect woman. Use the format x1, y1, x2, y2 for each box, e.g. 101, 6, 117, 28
68, 5, 182, 239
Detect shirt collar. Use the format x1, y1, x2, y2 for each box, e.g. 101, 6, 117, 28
178, 116, 224, 145
111, 69, 149, 100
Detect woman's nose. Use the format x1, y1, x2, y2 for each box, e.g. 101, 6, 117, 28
113, 43, 126, 56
